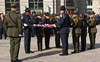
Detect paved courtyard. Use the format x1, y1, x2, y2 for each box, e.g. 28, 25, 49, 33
0, 25, 100, 62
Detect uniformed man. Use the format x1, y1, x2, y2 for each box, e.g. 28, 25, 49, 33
79, 14, 88, 51
31, 11, 37, 37
3, 3, 22, 62
43, 12, 52, 50
88, 11, 98, 50
0, 13, 7, 39
0, 13, 3, 39
51, 13, 61, 48
72, 10, 82, 54
50, 14, 55, 36
55, 6, 72, 56
42, 12, 46, 20
34, 13, 43, 51
22, 8, 34, 54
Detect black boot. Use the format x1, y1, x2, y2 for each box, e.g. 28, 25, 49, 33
11, 60, 13, 62
14, 60, 22, 62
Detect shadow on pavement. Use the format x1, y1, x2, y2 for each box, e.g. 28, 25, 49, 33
87, 43, 100, 49
21, 43, 100, 61
21, 50, 61, 61
68, 43, 100, 49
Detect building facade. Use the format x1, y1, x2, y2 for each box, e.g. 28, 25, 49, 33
0, 0, 100, 14
87, 0, 100, 14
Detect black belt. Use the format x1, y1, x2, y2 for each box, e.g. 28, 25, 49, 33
60, 26, 68, 28
8, 26, 18, 28
89, 26, 96, 28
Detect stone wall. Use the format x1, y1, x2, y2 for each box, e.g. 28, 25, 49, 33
92, 0, 100, 14
20, 0, 28, 14
0, 0, 100, 14
78, 0, 86, 14
43, 0, 57, 14
0, 0, 5, 14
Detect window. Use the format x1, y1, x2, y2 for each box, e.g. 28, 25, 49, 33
5, 0, 20, 13
86, 0, 92, 6
66, 0, 74, 6
87, 8, 92, 13
29, 0, 43, 10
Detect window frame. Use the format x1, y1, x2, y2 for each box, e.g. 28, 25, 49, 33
5, 0, 20, 13
29, 0, 43, 10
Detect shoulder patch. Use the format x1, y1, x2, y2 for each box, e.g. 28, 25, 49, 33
5, 13, 9, 17
18, 14, 21, 17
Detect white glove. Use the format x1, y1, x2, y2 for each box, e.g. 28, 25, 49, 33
19, 34, 22, 37
24, 24, 28, 27
53, 24, 56, 28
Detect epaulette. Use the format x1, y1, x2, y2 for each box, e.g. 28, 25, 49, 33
5, 13, 9, 17
18, 14, 21, 17
73, 17, 78, 23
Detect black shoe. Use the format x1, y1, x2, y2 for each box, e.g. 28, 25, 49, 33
4, 38, 7, 40
26, 52, 30, 54
88, 48, 94, 50
59, 53, 68, 56
80, 50, 86, 52
11, 60, 13, 62
32, 35, 35, 37
38, 49, 43, 51
56, 46, 62, 48
29, 51, 34, 53
26, 51, 34, 54
45, 47, 51, 50
0, 37, 2, 39
14, 60, 22, 62
71, 51, 79, 54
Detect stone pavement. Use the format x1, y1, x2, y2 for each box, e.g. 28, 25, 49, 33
0, 25, 100, 62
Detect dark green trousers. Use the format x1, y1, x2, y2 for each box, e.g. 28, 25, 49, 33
89, 33, 96, 49
10, 37, 21, 61
36, 33, 43, 51
72, 33, 81, 53
55, 30, 60, 47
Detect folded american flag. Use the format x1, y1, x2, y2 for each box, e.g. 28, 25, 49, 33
31, 24, 56, 28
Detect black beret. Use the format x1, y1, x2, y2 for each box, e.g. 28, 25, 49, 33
25, 8, 30, 12
60, 6, 65, 11
45, 12, 50, 16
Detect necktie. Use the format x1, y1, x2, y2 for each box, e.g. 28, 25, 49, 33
1, 18, 3, 22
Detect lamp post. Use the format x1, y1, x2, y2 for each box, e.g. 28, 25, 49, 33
53, 0, 55, 14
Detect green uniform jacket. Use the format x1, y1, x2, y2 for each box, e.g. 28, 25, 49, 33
72, 17, 82, 34
50, 16, 57, 24
3, 11, 22, 37
88, 17, 98, 33
34, 18, 43, 35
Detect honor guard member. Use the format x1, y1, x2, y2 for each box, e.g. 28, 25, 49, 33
55, 6, 72, 56
80, 14, 88, 51
43, 12, 52, 50
3, 3, 22, 62
72, 10, 82, 54
22, 8, 34, 54
50, 14, 54, 36
34, 13, 43, 51
88, 11, 98, 50
51, 13, 61, 48
31, 11, 37, 37
42, 12, 46, 20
